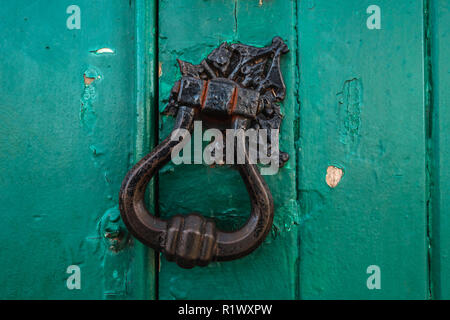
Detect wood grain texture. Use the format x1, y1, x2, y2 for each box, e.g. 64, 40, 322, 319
0, 0, 155, 299
297, 0, 429, 299
157, 0, 300, 299
430, 0, 450, 300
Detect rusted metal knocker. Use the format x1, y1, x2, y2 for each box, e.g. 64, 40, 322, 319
119, 37, 289, 268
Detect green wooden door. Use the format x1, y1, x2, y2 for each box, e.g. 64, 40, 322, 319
1, 0, 449, 300
0, 0, 156, 299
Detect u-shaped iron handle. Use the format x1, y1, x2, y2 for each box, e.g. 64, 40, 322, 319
119, 37, 289, 268
119, 106, 274, 268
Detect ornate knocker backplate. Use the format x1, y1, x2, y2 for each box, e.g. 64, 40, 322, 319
119, 37, 289, 268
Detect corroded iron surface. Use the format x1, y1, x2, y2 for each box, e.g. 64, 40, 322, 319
165, 36, 290, 167
119, 37, 288, 268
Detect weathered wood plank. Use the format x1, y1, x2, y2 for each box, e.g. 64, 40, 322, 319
430, 0, 450, 300
157, 0, 299, 299
297, 0, 429, 299
0, 0, 155, 299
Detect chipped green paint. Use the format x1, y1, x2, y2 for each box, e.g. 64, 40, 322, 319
337, 78, 363, 148
80, 66, 102, 134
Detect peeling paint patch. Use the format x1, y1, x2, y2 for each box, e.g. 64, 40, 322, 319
83, 67, 103, 85
80, 67, 102, 134
159, 62, 163, 77
259, 0, 263, 6
83, 74, 95, 86
98, 206, 133, 299
89, 144, 104, 158
271, 199, 301, 237
99, 206, 130, 253
326, 166, 344, 188
337, 78, 363, 148
90, 47, 115, 55
307, 0, 316, 10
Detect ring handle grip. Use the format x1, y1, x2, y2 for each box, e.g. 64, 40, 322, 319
119, 106, 274, 268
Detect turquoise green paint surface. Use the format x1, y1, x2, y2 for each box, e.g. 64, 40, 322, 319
0, 0, 155, 299
431, 0, 450, 300
297, 0, 428, 299
1, 0, 449, 300
157, 0, 299, 299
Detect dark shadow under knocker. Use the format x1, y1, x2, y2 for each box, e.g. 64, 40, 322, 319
119, 37, 289, 268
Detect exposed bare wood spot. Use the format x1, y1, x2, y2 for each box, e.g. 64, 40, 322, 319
83, 74, 96, 86
159, 62, 163, 77
326, 166, 344, 188
92, 47, 114, 55
259, 0, 263, 6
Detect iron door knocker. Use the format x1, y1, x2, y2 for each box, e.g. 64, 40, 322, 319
119, 37, 289, 268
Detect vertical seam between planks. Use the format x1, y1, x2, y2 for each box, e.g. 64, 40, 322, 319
154, 0, 161, 301
135, 0, 158, 300
423, 0, 434, 300
233, 0, 238, 35
294, 0, 302, 301
135, 0, 150, 300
